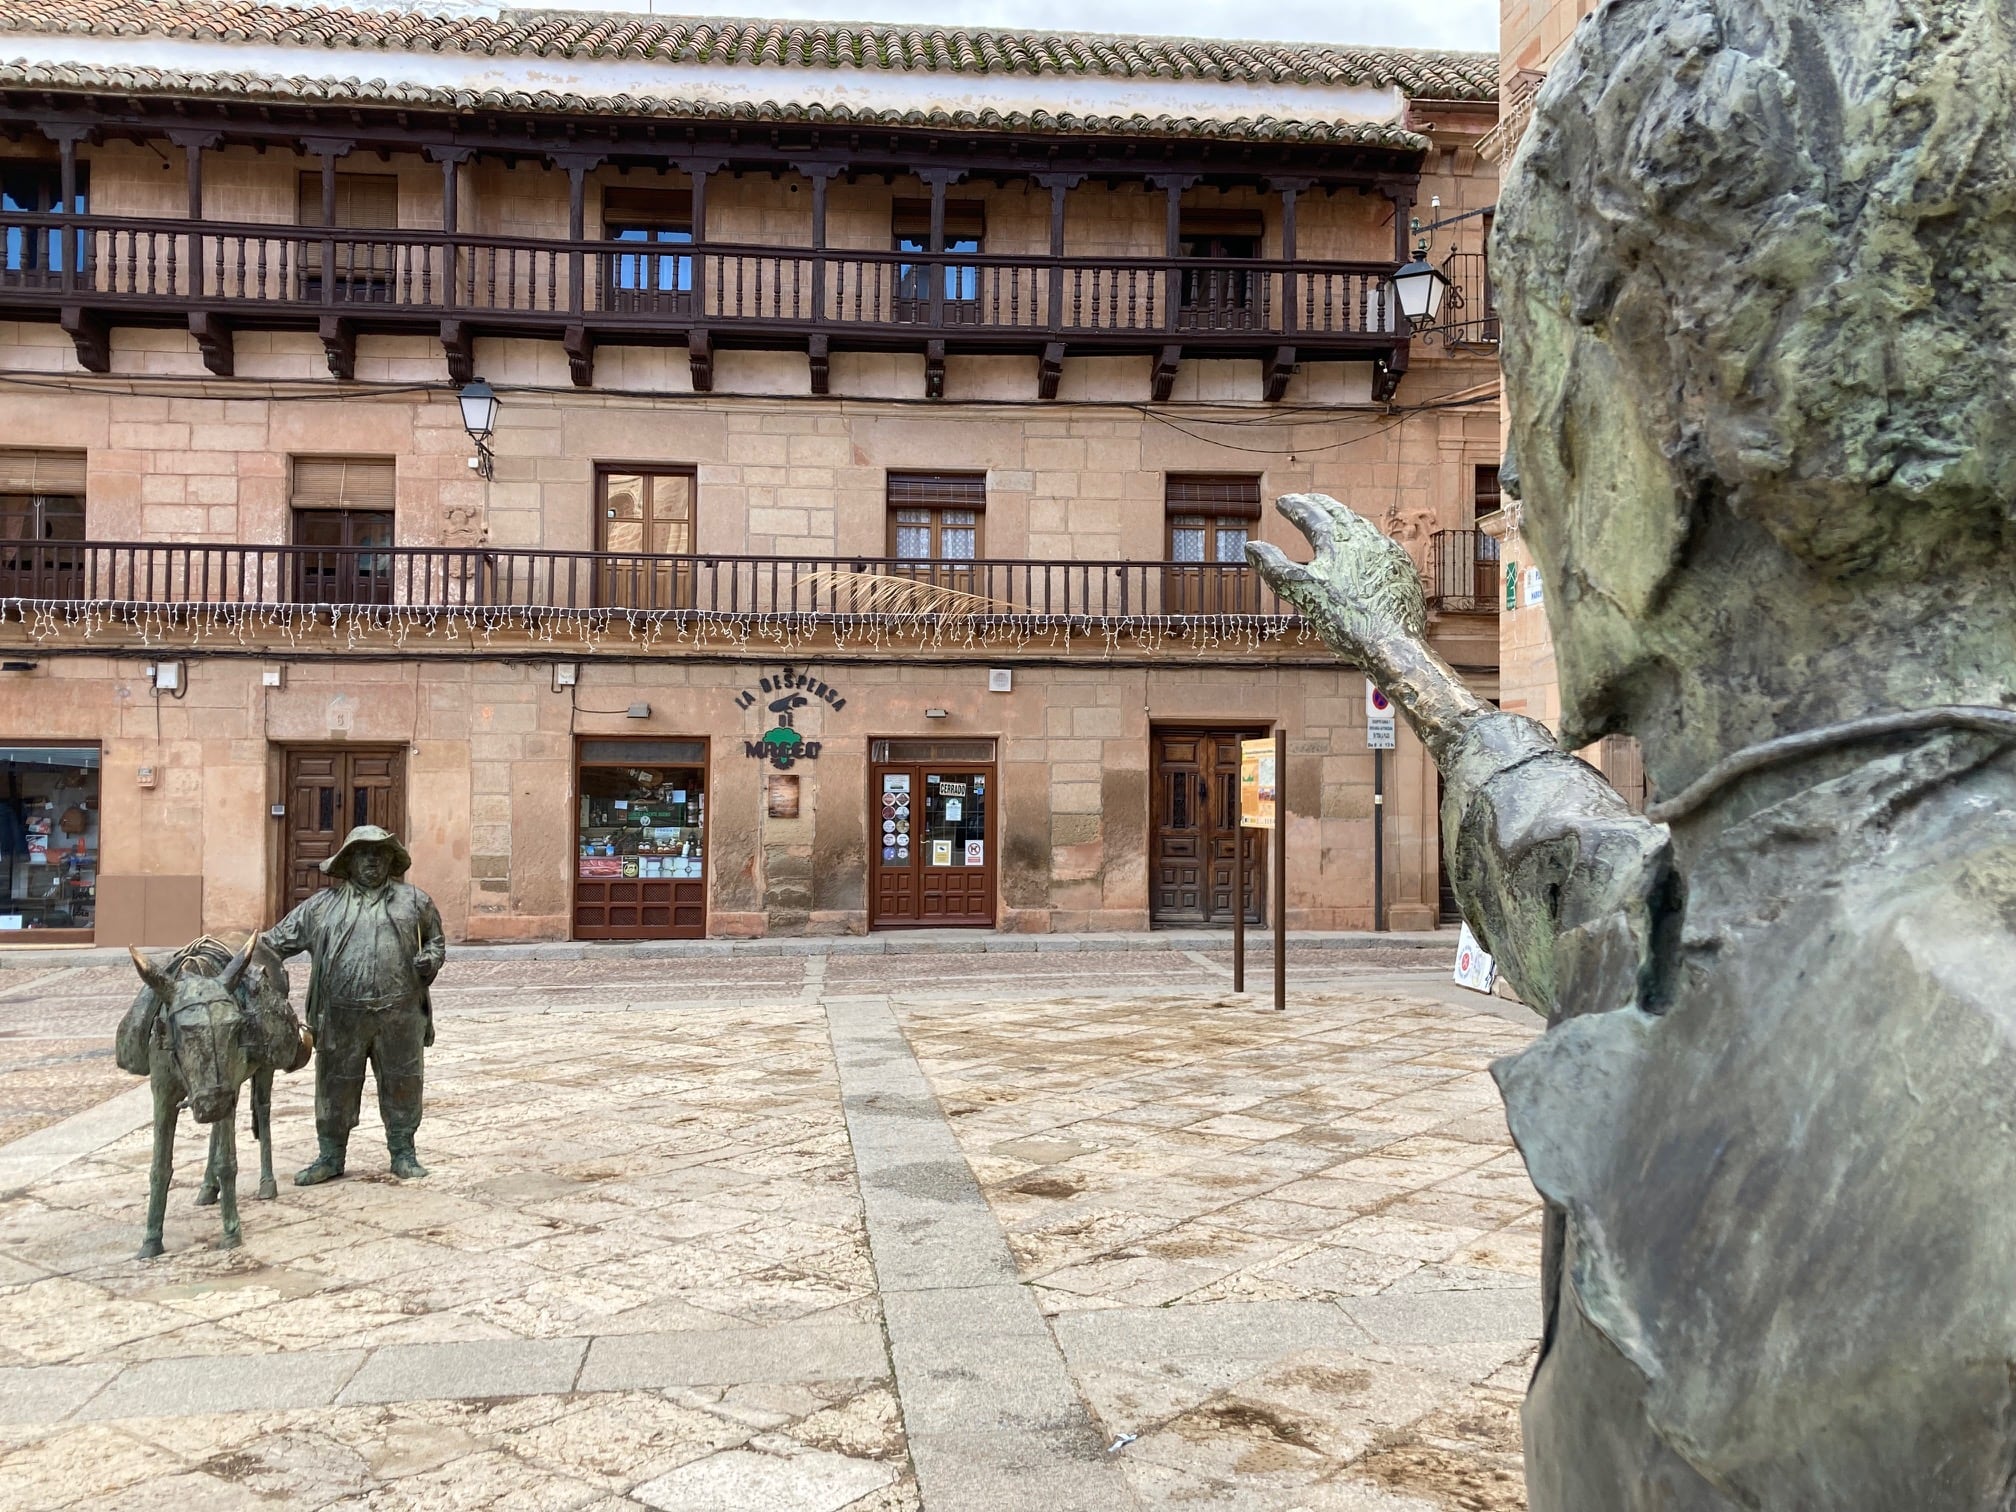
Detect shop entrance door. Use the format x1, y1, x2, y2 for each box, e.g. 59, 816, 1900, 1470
1151, 728, 1265, 925
282, 747, 406, 912
869, 739, 997, 928
574, 738, 708, 940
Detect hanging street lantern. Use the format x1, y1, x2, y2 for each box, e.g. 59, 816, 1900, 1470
458, 378, 500, 480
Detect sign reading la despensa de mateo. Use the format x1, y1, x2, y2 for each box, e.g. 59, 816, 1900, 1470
734, 667, 846, 769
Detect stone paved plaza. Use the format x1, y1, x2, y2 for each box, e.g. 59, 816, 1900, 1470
0, 944, 1541, 1511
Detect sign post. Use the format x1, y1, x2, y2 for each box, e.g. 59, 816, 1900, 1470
1238, 736, 1280, 1006
1367, 682, 1396, 932
1273, 727, 1287, 1012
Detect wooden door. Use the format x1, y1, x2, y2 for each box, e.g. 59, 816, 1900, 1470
870, 763, 995, 928
1151, 730, 1263, 925
283, 747, 405, 912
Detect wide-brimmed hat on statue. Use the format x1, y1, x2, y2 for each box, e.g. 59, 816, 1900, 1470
322, 825, 413, 879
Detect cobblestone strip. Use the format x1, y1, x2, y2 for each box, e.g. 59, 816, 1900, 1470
824, 995, 1139, 1512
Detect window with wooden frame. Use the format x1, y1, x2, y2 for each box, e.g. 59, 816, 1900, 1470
602, 186, 694, 310
296, 172, 399, 303
887, 473, 984, 561
2, 162, 87, 286
892, 198, 985, 309
290, 456, 396, 606
1473, 464, 1502, 521
1164, 475, 1262, 614
597, 466, 695, 610
0, 449, 86, 600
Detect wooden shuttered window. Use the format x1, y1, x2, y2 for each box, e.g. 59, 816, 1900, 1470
0, 450, 86, 495
887, 473, 987, 512
290, 457, 396, 511
296, 172, 399, 229
1164, 475, 1262, 520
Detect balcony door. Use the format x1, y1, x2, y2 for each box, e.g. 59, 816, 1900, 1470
1178, 210, 1262, 331
291, 456, 395, 606
2, 163, 87, 292
1152, 728, 1266, 925
297, 171, 398, 304
0, 449, 86, 600
597, 467, 694, 610
602, 187, 693, 316
892, 198, 984, 324
1163, 475, 1261, 615
887, 472, 983, 601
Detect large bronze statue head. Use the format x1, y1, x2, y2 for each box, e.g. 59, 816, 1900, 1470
1493, 0, 2016, 776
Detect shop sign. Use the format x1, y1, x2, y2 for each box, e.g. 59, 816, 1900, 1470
1240, 738, 1277, 830
736, 667, 846, 769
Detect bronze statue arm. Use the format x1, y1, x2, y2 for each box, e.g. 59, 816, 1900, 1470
1249, 494, 1677, 1023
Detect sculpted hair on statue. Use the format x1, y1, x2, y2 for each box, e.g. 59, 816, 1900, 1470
1491, 0, 2016, 751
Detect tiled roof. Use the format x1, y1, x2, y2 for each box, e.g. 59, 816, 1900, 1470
0, 60, 1437, 148
0, 1, 1498, 101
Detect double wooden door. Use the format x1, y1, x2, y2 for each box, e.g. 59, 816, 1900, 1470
282, 747, 405, 913
1152, 729, 1265, 925
869, 762, 996, 927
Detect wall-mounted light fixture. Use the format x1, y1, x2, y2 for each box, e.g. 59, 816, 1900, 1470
924, 708, 949, 720
0, 660, 36, 673
626, 702, 651, 719
459, 378, 500, 480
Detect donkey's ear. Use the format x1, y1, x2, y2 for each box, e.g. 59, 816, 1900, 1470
219, 932, 259, 992
128, 945, 174, 999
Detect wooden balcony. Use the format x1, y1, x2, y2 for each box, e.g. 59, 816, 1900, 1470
1425, 528, 1501, 614
0, 540, 1299, 626
0, 212, 1405, 394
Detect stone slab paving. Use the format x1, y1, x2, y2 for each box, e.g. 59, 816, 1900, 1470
896, 977, 1542, 1511
0, 948, 1540, 1511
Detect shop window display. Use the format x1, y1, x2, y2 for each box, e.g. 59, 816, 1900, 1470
0, 745, 99, 934
578, 764, 705, 881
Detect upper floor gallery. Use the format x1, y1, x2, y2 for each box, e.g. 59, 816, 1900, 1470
0, 0, 1500, 400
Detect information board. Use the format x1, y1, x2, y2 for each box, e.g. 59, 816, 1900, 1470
1239, 738, 1277, 830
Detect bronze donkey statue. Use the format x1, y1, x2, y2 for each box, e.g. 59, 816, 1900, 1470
117, 932, 312, 1258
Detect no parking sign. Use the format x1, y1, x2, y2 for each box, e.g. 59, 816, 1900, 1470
1366, 682, 1397, 749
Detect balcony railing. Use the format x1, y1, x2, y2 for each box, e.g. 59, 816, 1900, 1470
1426, 529, 1501, 613
0, 542, 1299, 623
0, 212, 1402, 348
1427, 252, 1498, 349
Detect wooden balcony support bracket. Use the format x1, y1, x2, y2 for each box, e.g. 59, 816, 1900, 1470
924, 339, 946, 401
188, 311, 233, 378
440, 319, 475, 384
1038, 341, 1066, 401
1372, 343, 1410, 403
688, 328, 714, 393
1264, 346, 1297, 403
807, 334, 830, 396
564, 324, 594, 388
1152, 345, 1182, 403
59, 306, 109, 374
318, 315, 356, 381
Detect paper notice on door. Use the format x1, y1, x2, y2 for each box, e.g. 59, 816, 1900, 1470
930, 840, 953, 867
884, 774, 911, 793
942, 798, 962, 822
965, 839, 984, 866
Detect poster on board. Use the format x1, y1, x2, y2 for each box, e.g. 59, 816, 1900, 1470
1239, 738, 1276, 829
1452, 923, 1498, 995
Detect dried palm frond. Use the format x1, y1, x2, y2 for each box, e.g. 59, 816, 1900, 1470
790, 569, 1029, 621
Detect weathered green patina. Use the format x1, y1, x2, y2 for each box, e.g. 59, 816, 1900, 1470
266, 826, 446, 1185
1253, 1, 2016, 1504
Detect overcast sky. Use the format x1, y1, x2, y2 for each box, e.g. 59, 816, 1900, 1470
495, 0, 1501, 53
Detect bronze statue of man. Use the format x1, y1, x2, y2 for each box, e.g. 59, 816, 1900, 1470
1252, 0, 2016, 1505
267, 826, 445, 1184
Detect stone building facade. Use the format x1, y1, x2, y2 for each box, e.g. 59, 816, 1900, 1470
0, 1, 1501, 945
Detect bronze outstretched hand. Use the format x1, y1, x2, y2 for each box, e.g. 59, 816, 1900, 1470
1247, 493, 1490, 764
